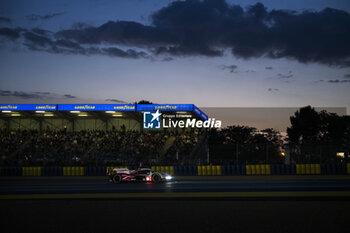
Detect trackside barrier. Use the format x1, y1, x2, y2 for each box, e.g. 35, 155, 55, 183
321, 163, 347, 175
63, 167, 84, 176
0, 167, 22, 176
197, 165, 222, 176
85, 167, 106, 176
0, 164, 349, 176
245, 165, 271, 175
151, 166, 175, 176
296, 164, 321, 175
221, 165, 245, 175
271, 164, 296, 175
42, 167, 62, 176
22, 167, 42, 176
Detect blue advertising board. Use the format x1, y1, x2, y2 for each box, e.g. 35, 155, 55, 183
137, 104, 194, 111
0, 104, 57, 111
193, 105, 208, 120
57, 104, 135, 111
0, 104, 208, 120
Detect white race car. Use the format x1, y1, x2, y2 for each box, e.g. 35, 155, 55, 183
108, 168, 173, 183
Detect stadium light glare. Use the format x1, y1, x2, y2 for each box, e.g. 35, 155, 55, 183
78, 113, 88, 117
11, 113, 21, 117
35, 111, 45, 113
2, 111, 11, 113
105, 111, 116, 114
70, 111, 80, 113
44, 113, 54, 117
112, 114, 123, 117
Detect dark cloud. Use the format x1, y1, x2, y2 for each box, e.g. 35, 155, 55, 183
0, 27, 20, 39
265, 66, 273, 70
24, 31, 53, 47
3, 1, 350, 66
344, 74, 350, 78
162, 57, 174, 61
52, 1, 350, 66
26, 12, 64, 21
56, 20, 174, 46
105, 99, 126, 103
32, 28, 51, 36
268, 88, 279, 91
328, 79, 350, 83
0, 90, 79, 99
221, 64, 238, 73
0, 17, 11, 23
64, 94, 76, 99
55, 39, 83, 50
277, 71, 293, 79
0, 90, 11, 96
71, 22, 90, 30
102, 47, 148, 59
34, 92, 50, 95
0, 90, 41, 99
20, 29, 149, 59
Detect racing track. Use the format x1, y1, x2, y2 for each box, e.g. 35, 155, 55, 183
1, 176, 350, 233
1, 175, 350, 198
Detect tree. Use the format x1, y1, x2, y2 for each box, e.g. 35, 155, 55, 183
287, 106, 350, 163
208, 126, 283, 164
137, 100, 153, 104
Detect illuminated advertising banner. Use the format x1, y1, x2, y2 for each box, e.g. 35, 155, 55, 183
193, 105, 208, 120
137, 104, 208, 120
0, 104, 57, 111
137, 104, 194, 111
0, 104, 207, 120
57, 104, 135, 111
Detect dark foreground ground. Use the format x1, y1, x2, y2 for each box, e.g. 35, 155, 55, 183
2, 199, 350, 233
1, 176, 350, 233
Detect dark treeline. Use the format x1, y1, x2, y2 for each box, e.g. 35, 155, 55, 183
208, 126, 283, 164
208, 106, 350, 164
287, 106, 350, 163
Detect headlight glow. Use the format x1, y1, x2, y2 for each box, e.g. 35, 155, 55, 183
165, 175, 173, 180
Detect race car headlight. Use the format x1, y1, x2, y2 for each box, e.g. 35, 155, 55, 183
165, 175, 173, 180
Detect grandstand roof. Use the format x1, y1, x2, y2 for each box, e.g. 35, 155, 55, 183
0, 104, 208, 120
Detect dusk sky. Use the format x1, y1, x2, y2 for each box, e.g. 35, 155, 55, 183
0, 0, 350, 114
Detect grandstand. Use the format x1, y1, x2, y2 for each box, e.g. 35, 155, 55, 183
0, 104, 209, 166
0, 104, 207, 131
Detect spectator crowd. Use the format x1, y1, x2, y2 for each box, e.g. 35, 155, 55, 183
0, 129, 200, 166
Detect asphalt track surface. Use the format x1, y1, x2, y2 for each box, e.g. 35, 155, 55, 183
1, 176, 350, 198
1, 176, 350, 233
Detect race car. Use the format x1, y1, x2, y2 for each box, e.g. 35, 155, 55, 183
107, 167, 174, 183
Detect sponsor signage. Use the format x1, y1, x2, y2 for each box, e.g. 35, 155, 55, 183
57, 104, 136, 111
0, 104, 57, 111
137, 104, 193, 111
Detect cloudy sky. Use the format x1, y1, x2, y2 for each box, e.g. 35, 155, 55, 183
0, 0, 350, 113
